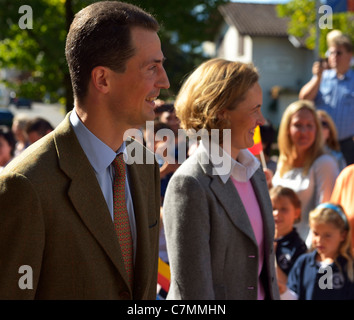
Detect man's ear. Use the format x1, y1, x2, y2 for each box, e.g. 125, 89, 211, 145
91, 66, 110, 94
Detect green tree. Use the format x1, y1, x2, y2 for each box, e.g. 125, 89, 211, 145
0, 0, 85, 111
0, 0, 227, 112
277, 0, 354, 57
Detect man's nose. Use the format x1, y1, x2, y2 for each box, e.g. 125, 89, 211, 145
158, 68, 170, 89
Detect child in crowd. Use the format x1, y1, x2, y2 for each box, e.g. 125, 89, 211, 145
270, 186, 307, 294
317, 110, 346, 171
282, 203, 354, 300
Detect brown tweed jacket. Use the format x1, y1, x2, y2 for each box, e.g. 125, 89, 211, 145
0, 113, 160, 299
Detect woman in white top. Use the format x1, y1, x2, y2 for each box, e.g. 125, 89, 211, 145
272, 100, 339, 246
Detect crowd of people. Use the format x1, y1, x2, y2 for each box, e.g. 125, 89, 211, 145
0, 115, 53, 172
0, 1, 353, 301
155, 29, 354, 300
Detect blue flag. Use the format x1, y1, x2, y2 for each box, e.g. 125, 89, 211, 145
322, 0, 354, 13
323, 0, 354, 12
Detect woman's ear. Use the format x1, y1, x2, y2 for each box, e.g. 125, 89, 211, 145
217, 109, 229, 121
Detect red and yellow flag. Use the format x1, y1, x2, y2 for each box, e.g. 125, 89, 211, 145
248, 125, 263, 156
157, 257, 170, 292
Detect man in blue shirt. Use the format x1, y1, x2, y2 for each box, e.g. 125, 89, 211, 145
299, 34, 354, 165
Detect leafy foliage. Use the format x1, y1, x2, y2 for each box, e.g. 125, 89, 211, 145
0, 0, 227, 110
277, 0, 354, 56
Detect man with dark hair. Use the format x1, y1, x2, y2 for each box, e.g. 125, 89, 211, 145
0, 1, 169, 299
26, 117, 54, 144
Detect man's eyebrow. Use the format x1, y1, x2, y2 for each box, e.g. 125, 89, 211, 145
142, 57, 166, 68
154, 56, 167, 63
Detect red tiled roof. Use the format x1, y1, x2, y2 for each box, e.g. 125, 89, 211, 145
218, 2, 290, 37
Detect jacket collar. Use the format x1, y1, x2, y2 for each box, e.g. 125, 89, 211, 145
193, 146, 271, 246
198, 140, 260, 183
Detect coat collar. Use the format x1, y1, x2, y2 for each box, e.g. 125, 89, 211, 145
195, 147, 274, 249
198, 140, 260, 183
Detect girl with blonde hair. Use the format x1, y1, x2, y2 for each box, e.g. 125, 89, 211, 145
272, 100, 339, 245
317, 109, 347, 171
283, 203, 354, 300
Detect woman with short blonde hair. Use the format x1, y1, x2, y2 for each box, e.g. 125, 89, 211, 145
163, 58, 279, 300
175, 58, 259, 142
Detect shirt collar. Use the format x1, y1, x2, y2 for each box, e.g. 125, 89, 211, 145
275, 228, 297, 243
199, 139, 260, 184
326, 69, 337, 79
70, 109, 126, 173
326, 68, 353, 80
345, 68, 354, 80
309, 250, 318, 267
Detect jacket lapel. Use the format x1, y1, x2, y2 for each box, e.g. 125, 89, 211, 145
127, 160, 153, 299
250, 168, 275, 252
197, 151, 257, 244
53, 114, 129, 287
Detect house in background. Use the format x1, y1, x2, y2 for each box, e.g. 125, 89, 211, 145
215, 2, 315, 127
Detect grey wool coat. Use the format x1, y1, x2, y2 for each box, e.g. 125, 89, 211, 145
163, 146, 280, 300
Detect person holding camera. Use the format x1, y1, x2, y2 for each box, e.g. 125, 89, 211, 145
299, 34, 354, 166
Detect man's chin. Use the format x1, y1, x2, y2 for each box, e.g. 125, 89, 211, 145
146, 110, 156, 122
